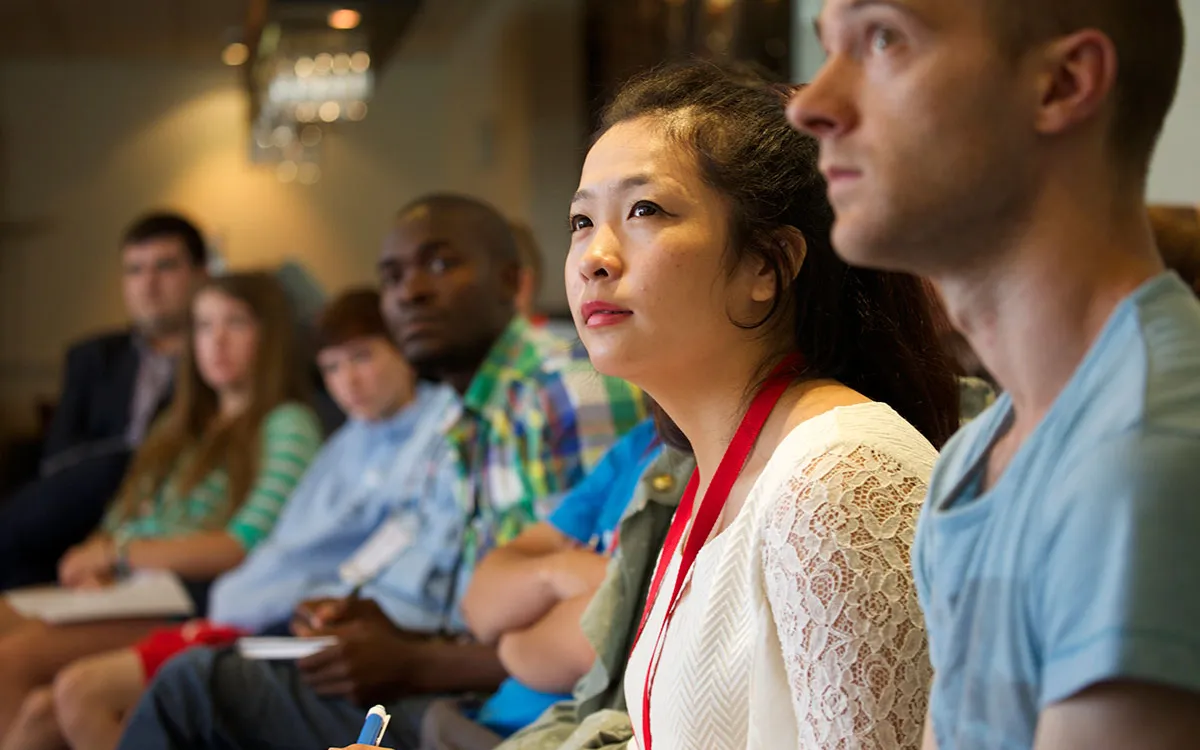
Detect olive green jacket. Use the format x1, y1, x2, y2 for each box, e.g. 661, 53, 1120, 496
498, 448, 695, 750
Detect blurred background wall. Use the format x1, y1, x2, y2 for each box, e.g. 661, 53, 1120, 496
0, 0, 586, 433
0, 0, 1196, 437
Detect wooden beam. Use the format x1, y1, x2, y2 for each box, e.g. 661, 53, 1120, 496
243, 0, 271, 123
366, 0, 423, 79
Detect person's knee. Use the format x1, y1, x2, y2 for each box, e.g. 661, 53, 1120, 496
0, 688, 55, 750
53, 659, 107, 731
0, 627, 41, 686
110, 648, 213, 746
420, 699, 454, 746
142, 648, 217, 717
0, 636, 21, 681
15, 687, 55, 725
420, 699, 474, 749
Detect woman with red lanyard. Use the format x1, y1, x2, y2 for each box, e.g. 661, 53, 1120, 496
566, 61, 959, 750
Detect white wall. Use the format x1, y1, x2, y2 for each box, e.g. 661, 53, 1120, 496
791, 0, 823, 84
1148, 0, 1200, 204
0, 0, 587, 434
441, 0, 584, 311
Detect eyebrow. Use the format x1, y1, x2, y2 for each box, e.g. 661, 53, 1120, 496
415, 239, 452, 257
377, 240, 457, 275
571, 174, 654, 206
814, 0, 921, 44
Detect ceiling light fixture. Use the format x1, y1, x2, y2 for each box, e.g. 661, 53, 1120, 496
222, 42, 249, 66
328, 9, 362, 30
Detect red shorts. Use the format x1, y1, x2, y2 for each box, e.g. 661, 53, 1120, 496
132, 620, 247, 679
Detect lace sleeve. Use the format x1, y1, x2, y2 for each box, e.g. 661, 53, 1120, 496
761, 444, 932, 749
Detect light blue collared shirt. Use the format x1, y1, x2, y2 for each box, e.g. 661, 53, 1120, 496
208, 382, 459, 632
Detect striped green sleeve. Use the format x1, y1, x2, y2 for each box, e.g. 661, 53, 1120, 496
226, 403, 323, 550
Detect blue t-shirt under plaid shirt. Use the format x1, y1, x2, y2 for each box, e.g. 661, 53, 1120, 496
914, 273, 1200, 748
475, 420, 662, 736
447, 315, 646, 584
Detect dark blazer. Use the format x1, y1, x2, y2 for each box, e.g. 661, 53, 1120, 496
41, 330, 169, 470
0, 330, 173, 588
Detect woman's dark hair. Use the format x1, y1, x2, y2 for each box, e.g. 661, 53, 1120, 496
599, 60, 960, 449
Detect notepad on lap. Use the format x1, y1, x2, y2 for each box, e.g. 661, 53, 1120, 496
4, 570, 195, 624
236, 636, 339, 660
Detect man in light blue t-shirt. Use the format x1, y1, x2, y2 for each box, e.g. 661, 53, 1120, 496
789, 0, 1200, 747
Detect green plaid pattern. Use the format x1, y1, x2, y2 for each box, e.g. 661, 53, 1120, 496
449, 316, 645, 574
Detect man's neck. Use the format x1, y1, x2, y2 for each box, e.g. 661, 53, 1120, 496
936, 194, 1162, 425
367, 389, 416, 424
434, 341, 499, 396
143, 330, 186, 357
444, 367, 480, 396
436, 316, 515, 396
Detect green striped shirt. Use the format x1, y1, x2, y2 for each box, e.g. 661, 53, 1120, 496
105, 403, 323, 551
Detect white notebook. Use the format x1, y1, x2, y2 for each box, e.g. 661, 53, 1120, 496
236, 636, 339, 660
4, 570, 195, 624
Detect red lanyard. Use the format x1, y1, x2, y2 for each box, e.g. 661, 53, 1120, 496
632, 354, 802, 750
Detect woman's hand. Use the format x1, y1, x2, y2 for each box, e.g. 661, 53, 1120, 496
58, 537, 116, 588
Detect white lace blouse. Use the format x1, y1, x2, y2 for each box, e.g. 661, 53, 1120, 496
625, 403, 936, 750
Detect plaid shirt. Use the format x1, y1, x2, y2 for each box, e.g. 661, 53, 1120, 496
447, 315, 645, 574
262, 318, 643, 634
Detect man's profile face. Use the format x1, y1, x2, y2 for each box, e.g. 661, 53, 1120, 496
121, 237, 203, 336
788, 0, 1041, 274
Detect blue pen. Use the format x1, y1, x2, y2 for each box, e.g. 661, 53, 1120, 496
355, 705, 391, 746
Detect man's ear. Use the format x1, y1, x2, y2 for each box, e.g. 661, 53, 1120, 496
498, 260, 522, 302
1032, 29, 1118, 139
515, 268, 538, 316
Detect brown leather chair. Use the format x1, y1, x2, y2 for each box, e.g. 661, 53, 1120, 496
1149, 204, 1200, 295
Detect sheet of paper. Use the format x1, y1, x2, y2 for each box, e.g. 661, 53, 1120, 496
236, 636, 339, 660
4, 570, 195, 624
338, 514, 420, 588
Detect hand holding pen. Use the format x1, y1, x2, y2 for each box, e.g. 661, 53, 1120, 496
291, 585, 364, 636
295, 597, 415, 704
